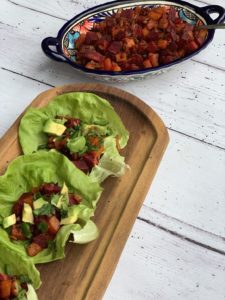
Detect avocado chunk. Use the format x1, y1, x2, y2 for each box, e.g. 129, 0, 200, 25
33, 197, 49, 210
67, 136, 86, 153
82, 124, 108, 136
43, 119, 66, 136
22, 203, 34, 224
60, 206, 79, 225
61, 182, 68, 195
3, 214, 16, 228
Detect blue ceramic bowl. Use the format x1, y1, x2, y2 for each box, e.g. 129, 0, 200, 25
42, 0, 225, 82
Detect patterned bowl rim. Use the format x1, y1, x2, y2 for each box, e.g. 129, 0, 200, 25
42, 0, 225, 77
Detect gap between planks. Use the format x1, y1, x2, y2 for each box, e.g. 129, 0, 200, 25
2, 66, 225, 153
139, 206, 225, 256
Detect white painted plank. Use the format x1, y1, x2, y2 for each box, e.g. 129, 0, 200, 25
9, 0, 225, 21
141, 206, 225, 253
8, 0, 225, 71
0, 70, 50, 137
1, 67, 225, 239
0, 0, 225, 148
105, 218, 225, 300
145, 128, 225, 237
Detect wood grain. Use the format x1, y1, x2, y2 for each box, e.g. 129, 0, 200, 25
0, 83, 168, 300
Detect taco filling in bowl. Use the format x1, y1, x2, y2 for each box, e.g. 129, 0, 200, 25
19, 92, 129, 183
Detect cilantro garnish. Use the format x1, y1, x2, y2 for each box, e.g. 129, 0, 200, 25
33, 203, 55, 216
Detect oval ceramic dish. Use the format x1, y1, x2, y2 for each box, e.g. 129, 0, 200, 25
42, 0, 225, 82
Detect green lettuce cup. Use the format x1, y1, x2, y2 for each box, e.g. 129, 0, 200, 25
0, 242, 39, 299
19, 92, 129, 183
0, 152, 101, 265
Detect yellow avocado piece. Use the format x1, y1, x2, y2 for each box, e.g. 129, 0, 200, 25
3, 214, 16, 228
33, 198, 48, 210
22, 203, 34, 224
43, 119, 66, 136
61, 182, 68, 195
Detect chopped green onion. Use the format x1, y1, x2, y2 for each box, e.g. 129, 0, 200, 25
33, 203, 55, 216
21, 223, 32, 239
37, 222, 48, 233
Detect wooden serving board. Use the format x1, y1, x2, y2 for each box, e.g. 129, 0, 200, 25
0, 83, 169, 300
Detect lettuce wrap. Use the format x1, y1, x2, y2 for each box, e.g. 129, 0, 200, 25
0, 241, 40, 293
19, 92, 129, 183
0, 152, 101, 265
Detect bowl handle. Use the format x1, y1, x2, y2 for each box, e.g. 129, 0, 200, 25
201, 5, 225, 24
41, 37, 66, 62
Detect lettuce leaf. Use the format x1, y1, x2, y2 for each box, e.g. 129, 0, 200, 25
26, 284, 38, 300
19, 93, 129, 154
0, 231, 41, 289
19, 93, 129, 183
90, 136, 129, 183
0, 152, 102, 265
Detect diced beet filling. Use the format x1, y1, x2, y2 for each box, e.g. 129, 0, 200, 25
46, 116, 105, 174
0, 273, 28, 299
73, 6, 208, 71
9, 183, 82, 257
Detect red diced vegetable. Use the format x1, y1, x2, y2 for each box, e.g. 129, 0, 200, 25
27, 242, 43, 257
64, 6, 208, 71
69, 194, 82, 205
108, 41, 122, 54
65, 118, 80, 128
82, 152, 99, 168
40, 183, 61, 195
47, 216, 60, 235
73, 160, 90, 174
158, 39, 168, 49
143, 59, 152, 68
0, 278, 12, 299
103, 57, 113, 71
11, 224, 26, 241
187, 41, 199, 52
85, 31, 99, 44
11, 279, 19, 297
124, 38, 135, 49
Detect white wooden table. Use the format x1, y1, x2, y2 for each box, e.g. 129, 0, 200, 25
1, 0, 225, 299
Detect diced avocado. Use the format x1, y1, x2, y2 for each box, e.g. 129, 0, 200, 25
33, 197, 49, 210
43, 119, 66, 136
67, 136, 86, 153
61, 182, 68, 195
60, 206, 79, 225
3, 214, 16, 228
22, 203, 34, 224
21, 222, 32, 239
49, 149, 58, 153
82, 124, 108, 136
60, 215, 78, 225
